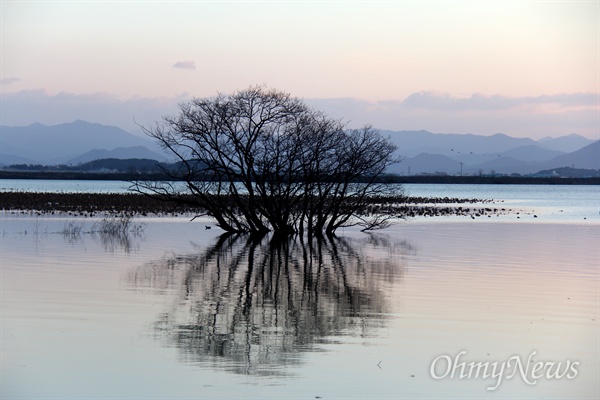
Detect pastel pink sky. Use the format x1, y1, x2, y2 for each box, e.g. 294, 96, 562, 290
1, 1, 599, 139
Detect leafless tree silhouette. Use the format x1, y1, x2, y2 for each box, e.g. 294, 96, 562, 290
132, 86, 400, 235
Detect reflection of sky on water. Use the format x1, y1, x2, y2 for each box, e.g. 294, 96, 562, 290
126, 233, 409, 376
1, 214, 598, 398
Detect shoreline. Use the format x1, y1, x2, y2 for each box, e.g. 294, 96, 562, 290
1, 172, 599, 185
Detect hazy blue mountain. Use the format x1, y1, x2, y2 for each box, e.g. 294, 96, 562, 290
0, 153, 38, 166
499, 145, 564, 163
0, 120, 165, 164
539, 140, 600, 170
382, 130, 539, 158
445, 152, 499, 166
0, 138, 48, 163
66, 146, 168, 165
389, 153, 462, 175
381, 130, 597, 175
467, 156, 537, 175
427, 141, 600, 175
1, 121, 596, 176
538, 134, 595, 153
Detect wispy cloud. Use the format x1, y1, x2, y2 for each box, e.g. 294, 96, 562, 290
400, 91, 599, 112
173, 61, 196, 70
1, 77, 21, 85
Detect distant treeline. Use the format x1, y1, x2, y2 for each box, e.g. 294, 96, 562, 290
0, 170, 598, 185
4, 158, 599, 181
2, 157, 599, 184
5, 158, 163, 173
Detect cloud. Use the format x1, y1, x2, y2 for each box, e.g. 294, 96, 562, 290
400, 91, 599, 112
306, 92, 599, 140
1, 77, 21, 85
1, 89, 597, 140
173, 61, 196, 69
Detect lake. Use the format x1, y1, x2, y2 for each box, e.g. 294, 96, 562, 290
1, 181, 598, 398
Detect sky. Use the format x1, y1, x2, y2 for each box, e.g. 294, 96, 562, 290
1, 0, 599, 140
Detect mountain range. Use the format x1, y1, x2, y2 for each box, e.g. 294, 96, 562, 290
0, 120, 167, 166
0, 121, 598, 176
382, 130, 598, 175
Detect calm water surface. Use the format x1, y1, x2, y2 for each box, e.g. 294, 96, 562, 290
0, 179, 133, 193
1, 183, 598, 398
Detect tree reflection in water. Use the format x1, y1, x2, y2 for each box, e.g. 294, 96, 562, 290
128, 233, 411, 376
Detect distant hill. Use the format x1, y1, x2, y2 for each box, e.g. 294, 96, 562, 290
0, 141, 43, 164
449, 141, 600, 175
499, 145, 564, 163
538, 134, 595, 153
66, 146, 167, 165
539, 140, 600, 170
380, 130, 597, 176
389, 153, 462, 175
1, 121, 596, 176
77, 158, 162, 173
382, 130, 541, 158
0, 120, 166, 164
467, 156, 536, 175
0, 153, 37, 166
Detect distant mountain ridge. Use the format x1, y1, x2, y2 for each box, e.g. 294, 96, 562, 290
0, 120, 167, 165
0, 121, 597, 176
382, 130, 543, 158
499, 145, 564, 163
391, 140, 599, 176
539, 140, 599, 171
66, 146, 167, 165
382, 129, 597, 175
538, 134, 595, 153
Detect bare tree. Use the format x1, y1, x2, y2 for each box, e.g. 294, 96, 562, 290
132, 86, 400, 235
